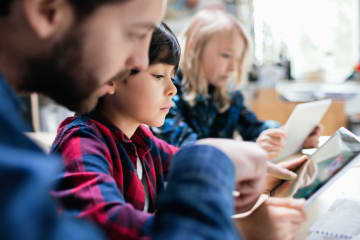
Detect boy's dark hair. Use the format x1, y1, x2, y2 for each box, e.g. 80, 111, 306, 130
0, 0, 127, 18
148, 22, 181, 73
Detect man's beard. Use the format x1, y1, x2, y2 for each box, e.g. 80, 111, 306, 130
19, 27, 103, 114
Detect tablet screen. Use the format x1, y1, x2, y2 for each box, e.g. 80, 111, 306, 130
294, 128, 360, 200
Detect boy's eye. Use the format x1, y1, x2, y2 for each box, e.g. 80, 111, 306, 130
152, 74, 164, 79
221, 53, 231, 58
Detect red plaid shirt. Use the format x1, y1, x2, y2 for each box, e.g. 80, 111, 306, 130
51, 113, 179, 239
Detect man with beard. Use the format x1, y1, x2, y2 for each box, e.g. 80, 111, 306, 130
0, 1, 277, 240
0, 0, 163, 239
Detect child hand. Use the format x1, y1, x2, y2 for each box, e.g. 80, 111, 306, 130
256, 128, 287, 159
235, 197, 307, 240
302, 125, 323, 148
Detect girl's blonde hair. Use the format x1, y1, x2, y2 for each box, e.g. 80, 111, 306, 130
181, 9, 252, 112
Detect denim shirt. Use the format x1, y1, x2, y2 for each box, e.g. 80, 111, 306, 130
0, 75, 37, 148
151, 144, 242, 240
0, 75, 105, 240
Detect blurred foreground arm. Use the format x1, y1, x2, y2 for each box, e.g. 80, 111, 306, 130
152, 144, 242, 239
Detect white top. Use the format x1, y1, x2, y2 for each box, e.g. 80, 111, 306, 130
136, 158, 150, 212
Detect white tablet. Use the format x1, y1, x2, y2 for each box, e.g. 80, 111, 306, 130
272, 99, 332, 163
292, 127, 360, 206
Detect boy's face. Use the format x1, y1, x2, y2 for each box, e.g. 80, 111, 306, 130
201, 30, 244, 88
110, 63, 177, 128
0, 0, 167, 114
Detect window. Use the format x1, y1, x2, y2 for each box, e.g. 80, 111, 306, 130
253, 0, 359, 82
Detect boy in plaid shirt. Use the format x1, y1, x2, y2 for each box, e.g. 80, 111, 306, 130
52, 23, 306, 240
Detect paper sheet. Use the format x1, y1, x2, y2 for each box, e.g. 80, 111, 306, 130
307, 199, 360, 240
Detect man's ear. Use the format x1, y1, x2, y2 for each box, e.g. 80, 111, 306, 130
23, 0, 73, 39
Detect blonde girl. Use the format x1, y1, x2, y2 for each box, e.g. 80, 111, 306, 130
152, 9, 320, 159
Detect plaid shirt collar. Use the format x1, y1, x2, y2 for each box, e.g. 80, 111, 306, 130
88, 112, 152, 160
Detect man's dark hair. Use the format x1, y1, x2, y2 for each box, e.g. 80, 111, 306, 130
148, 22, 181, 73
0, 0, 11, 16
0, 0, 127, 18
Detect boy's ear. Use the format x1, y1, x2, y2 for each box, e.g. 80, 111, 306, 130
107, 81, 116, 95
23, 0, 73, 39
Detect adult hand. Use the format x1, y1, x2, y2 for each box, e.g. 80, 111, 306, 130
197, 139, 268, 212
235, 197, 307, 240
256, 128, 286, 159
302, 125, 323, 148
265, 156, 308, 194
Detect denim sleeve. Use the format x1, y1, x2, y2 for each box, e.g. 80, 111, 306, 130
150, 144, 242, 240
0, 146, 105, 240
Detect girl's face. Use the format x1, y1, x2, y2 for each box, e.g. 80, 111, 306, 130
110, 63, 177, 129
201, 30, 245, 88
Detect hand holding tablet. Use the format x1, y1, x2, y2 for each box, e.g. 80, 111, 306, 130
272, 99, 332, 163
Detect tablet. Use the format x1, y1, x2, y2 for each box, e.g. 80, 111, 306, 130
272, 99, 332, 163
274, 127, 360, 207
